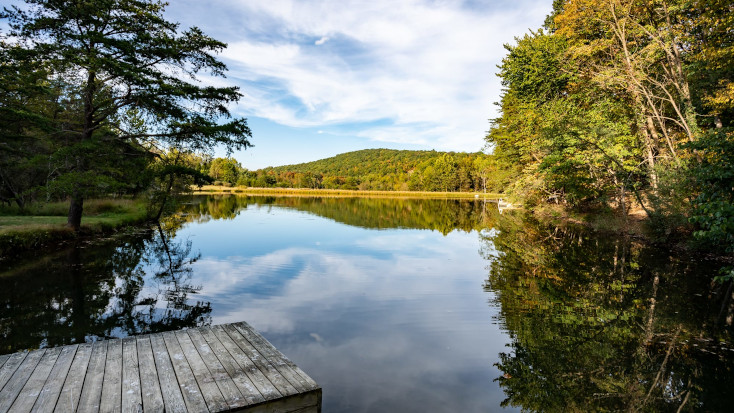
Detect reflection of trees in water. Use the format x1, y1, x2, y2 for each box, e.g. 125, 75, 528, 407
482, 213, 734, 412
178, 194, 501, 234
0, 224, 211, 353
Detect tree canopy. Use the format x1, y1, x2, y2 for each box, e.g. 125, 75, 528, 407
487, 0, 734, 256
1, 0, 251, 228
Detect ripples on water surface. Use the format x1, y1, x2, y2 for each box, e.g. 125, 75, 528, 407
1, 195, 732, 412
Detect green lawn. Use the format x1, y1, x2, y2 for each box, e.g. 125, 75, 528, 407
0, 199, 150, 256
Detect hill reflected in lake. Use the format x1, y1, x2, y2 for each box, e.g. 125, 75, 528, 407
179, 194, 500, 234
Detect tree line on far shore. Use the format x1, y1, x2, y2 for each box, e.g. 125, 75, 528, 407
188, 149, 505, 193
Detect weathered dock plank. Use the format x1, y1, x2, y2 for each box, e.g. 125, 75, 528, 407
32, 344, 78, 413
232, 323, 316, 393
0, 352, 29, 395
0, 323, 321, 413
54, 343, 93, 413
222, 324, 298, 397
199, 328, 265, 406
11, 347, 62, 413
185, 329, 247, 409
161, 331, 209, 412
77, 340, 108, 413
0, 355, 10, 371
101, 338, 123, 413
121, 337, 142, 413
148, 334, 186, 413
210, 325, 282, 401
174, 330, 228, 412
0, 349, 46, 413
135, 337, 164, 413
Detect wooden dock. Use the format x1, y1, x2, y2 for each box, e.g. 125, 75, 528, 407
0, 322, 321, 412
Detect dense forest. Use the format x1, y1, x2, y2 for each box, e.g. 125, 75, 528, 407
190, 149, 502, 192
487, 0, 734, 269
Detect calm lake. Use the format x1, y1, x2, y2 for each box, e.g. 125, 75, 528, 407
1, 195, 732, 411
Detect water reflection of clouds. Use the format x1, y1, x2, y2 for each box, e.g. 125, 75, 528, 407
185, 229, 515, 411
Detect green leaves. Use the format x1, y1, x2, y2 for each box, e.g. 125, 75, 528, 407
1, 0, 251, 227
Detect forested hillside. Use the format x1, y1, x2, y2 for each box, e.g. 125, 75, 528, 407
488, 0, 734, 263
201, 149, 503, 192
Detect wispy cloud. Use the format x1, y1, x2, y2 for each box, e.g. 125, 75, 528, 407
171, 0, 550, 152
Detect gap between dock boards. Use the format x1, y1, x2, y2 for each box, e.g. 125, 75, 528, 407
0, 322, 321, 413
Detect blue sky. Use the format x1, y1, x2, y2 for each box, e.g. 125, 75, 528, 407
167, 1, 551, 168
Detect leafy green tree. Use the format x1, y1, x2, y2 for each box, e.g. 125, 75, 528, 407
2, 0, 251, 229
686, 129, 734, 280
209, 157, 242, 185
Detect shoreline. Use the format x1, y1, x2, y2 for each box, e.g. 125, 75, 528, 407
193, 185, 505, 199
0, 199, 151, 261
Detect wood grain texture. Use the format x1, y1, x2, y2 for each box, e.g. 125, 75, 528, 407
232, 323, 316, 392
100, 338, 123, 413
0, 322, 320, 413
10, 347, 62, 413
0, 349, 46, 413
210, 325, 282, 401
161, 331, 208, 413
77, 340, 108, 413
54, 343, 93, 413
0, 352, 29, 393
186, 329, 247, 409
222, 324, 297, 397
135, 336, 164, 413
121, 338, 142, 413
148, 334, 187, 413
199, 327, 265, 406
32, 345, 78, 413
174, 330, 228, 412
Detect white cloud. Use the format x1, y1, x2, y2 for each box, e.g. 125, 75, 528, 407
208, 0, 551, 151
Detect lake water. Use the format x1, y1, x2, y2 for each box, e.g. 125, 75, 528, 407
1, 195, 732, 411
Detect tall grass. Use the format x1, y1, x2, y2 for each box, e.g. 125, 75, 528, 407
0, 198, 141, 217
0, 198, 150, 258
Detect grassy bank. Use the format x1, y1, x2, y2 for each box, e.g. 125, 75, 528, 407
0, 198, 150, 259
193, 185, 504, 199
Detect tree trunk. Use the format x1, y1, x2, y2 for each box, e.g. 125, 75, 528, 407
67, 189, 84, 231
